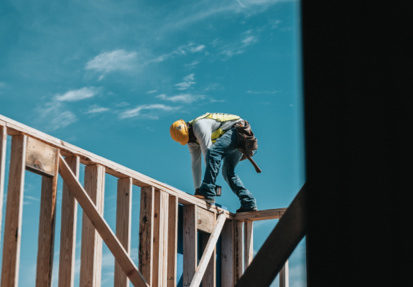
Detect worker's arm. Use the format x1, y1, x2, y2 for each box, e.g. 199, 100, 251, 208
192, 119, 216, 163
188, 143, 202, 190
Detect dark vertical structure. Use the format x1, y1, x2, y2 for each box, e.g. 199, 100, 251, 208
302, 1, 412, 286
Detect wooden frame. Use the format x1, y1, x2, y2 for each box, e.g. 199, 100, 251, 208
115, 177, 133, 287
36, 148, 59, 286
0, 126, 7, 240
235, 184, 307, 287
0, 114, 302, 287
1, 135, 27, 287
58, 156, 80, 287
139, 186, 154, 286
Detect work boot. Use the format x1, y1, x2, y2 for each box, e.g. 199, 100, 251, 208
236, 206, 257, 213
194, 188, 215, 204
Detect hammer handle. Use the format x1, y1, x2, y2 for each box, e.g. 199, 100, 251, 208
244, 153, 262, 173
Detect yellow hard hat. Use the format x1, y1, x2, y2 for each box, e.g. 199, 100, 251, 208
170, 119, 189, 145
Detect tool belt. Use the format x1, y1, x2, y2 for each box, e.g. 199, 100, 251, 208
234, 120, 258, 161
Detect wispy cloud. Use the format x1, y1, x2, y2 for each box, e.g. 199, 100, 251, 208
36, 101, 78, 131
23, 195, 40, 205
161, 0, 286, 33
175, 73, 196, 91
185, 61, 200, 70
35, 86, 99, 131
86, 106, 110, 114
55, 87, 99, 102
218, 29, 259, 58
190, 44, 205, 53
148, 43, 206, 64
119, 104, 178, 119
85, 49, 138, 80
156, 93, 205, 103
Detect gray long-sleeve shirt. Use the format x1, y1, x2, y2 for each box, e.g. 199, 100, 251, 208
188, 117, 242, 189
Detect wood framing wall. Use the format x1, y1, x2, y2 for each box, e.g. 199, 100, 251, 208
0, 114, 294, 287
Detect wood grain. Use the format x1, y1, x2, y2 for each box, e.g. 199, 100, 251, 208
1, 135, 27, 287
58, 156, 80, 287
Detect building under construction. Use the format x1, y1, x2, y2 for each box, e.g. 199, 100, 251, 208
0, 114, 306, 287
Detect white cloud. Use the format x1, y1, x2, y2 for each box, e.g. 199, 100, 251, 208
85, 49, 138, 79
190, 45, 205, 53
148, 43, 206, 65
174, 73, 196, 91
236, 0, 247, 8
162, 0, 289, 33
156, 93, 205, 104
242, 35, 257, 46
217, 29, 259, 59
185, 61, 200, 70
37, 101, 78, 131
23, 195, 40, 205
86, 106, 110, 114
119, 104, 178, 119
50, 110, 77, 130
146, 89, 158, 94
55, 87, 99, 102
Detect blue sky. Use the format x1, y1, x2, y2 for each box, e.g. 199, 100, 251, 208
1, 0, 305, 286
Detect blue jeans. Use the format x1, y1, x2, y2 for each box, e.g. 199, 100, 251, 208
199, 128, 257, 209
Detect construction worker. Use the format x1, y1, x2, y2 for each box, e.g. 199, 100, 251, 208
170, 112, 257, 213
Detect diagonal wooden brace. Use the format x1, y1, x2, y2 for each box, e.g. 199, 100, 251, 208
189, 213, 227, 287
58, 154, 149, 287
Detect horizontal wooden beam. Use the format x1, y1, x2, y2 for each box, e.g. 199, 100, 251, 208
58, 154, 149, 287
234, 208, 287, 222
197, 207, 216, 233
0, 114, 233, 219
235, 183, 307, 287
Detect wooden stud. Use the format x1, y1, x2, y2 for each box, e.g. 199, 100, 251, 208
1, 135, 27, 287
167, 196, 178, 287
221, 220, 235, 287
58, 155, 149, 287
152, 190, 169, 286
183, 204, 197, 287
204, 234, 216, 287
26, 136, 57, 177
79, 164, 105, 287
0, 126, 7, 242
234, 221, 243, 282
279, 260, 289, 287
114, 177, 133, 287
235, 184, 307, 287
36, 149, 59, 287
201, 212, 217, 287
244, 220, 254, 270
58, 156, 80, 287
189, 213, 226, 287
161, 191, 169, 287
139, 186, 154, 286
201, 232, 216, 287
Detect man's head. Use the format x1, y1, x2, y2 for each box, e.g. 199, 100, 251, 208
170, 119, 189, 145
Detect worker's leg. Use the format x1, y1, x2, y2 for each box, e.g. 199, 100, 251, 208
199, 129, 235, 199
222, 150, 257, 210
